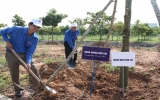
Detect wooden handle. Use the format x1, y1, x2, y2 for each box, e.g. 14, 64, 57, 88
10, 49, 40, 83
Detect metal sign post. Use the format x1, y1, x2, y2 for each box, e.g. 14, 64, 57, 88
90, 60, 96, 96
122, 66, 124, 99
81, 46, 111, 96
111, 52, 136, 100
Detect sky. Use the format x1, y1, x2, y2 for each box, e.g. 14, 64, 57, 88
0, 0, 160, 27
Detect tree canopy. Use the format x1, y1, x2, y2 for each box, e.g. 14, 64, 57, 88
12, 14, 25, 26
41, 8, 67, 27
41, 8, 68, 42
0, 23, 7, 28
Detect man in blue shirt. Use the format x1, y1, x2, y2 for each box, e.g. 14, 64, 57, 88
1, 18, 42, 98
64, 23, 80, 68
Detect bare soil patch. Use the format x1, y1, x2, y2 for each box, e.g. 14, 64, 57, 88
33, 58, 160, 100
0, 42, 160, 100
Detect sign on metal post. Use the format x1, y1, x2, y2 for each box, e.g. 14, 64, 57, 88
111, 52, 136, 99
82, 46, 110, 62
111, 52, 135, 67
82, 46, 111, 96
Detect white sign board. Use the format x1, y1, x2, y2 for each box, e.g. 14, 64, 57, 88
111, 52, 135, 67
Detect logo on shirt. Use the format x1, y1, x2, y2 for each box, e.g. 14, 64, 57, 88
28, 41, 32, 44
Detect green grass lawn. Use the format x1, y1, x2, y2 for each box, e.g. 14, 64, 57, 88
37, 35, 160, 43
1, 35, 160, 43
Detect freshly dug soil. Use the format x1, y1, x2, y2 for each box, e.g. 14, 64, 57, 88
90, 42, 112, 48
33, 60, 160, 100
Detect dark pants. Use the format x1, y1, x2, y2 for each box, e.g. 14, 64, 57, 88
5, 51, 41, 93
64, 42, 77, 63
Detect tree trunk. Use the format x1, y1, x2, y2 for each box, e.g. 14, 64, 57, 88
117, 33, 118, 42
52, 26, 54, 42
47, 27, 49, 42
90, 35, 92, 40
48, 33, 49, 42
112, 33, 114, 41
150, 0, 160, 26
118, 33, 121, 40
100, 23, 103, 42
118, 0, 132, 88
100, 30, 102, 42
42, 33, 44, 40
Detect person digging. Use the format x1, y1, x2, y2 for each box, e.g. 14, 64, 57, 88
64, 23, 80, 68
1, 18, 42, 99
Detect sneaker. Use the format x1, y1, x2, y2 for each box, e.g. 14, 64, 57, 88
28, 85, 43, 93
68, 63, 74, 69
68, 66, 74, 69
68, 61, 76, 69
71, 62, 76, 68
15, 91, 23, 98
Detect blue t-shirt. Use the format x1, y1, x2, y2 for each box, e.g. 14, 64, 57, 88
1, 26, 38, 64
64, 29, 80, 49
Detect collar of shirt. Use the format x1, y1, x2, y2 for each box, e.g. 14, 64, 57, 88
70, 29, 78, 33
23, 28, 37, 38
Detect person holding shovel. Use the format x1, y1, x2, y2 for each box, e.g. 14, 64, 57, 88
1, 18, 42, 98
64, 23, 80, 68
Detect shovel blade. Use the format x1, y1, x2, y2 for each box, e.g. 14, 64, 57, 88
68, 61, 76, 68
45, 86, 56, 94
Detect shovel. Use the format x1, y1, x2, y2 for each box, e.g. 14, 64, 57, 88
10, 49, 56, 94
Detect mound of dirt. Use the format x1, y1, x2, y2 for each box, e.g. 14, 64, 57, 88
45, 41, 62, 45
90, 42, 105, 47
90, 42, 112, 48
32, 59, 160, 100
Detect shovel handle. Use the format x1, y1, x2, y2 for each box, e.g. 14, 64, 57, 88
10, 49, 57, 93
10, 49, 41, 83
